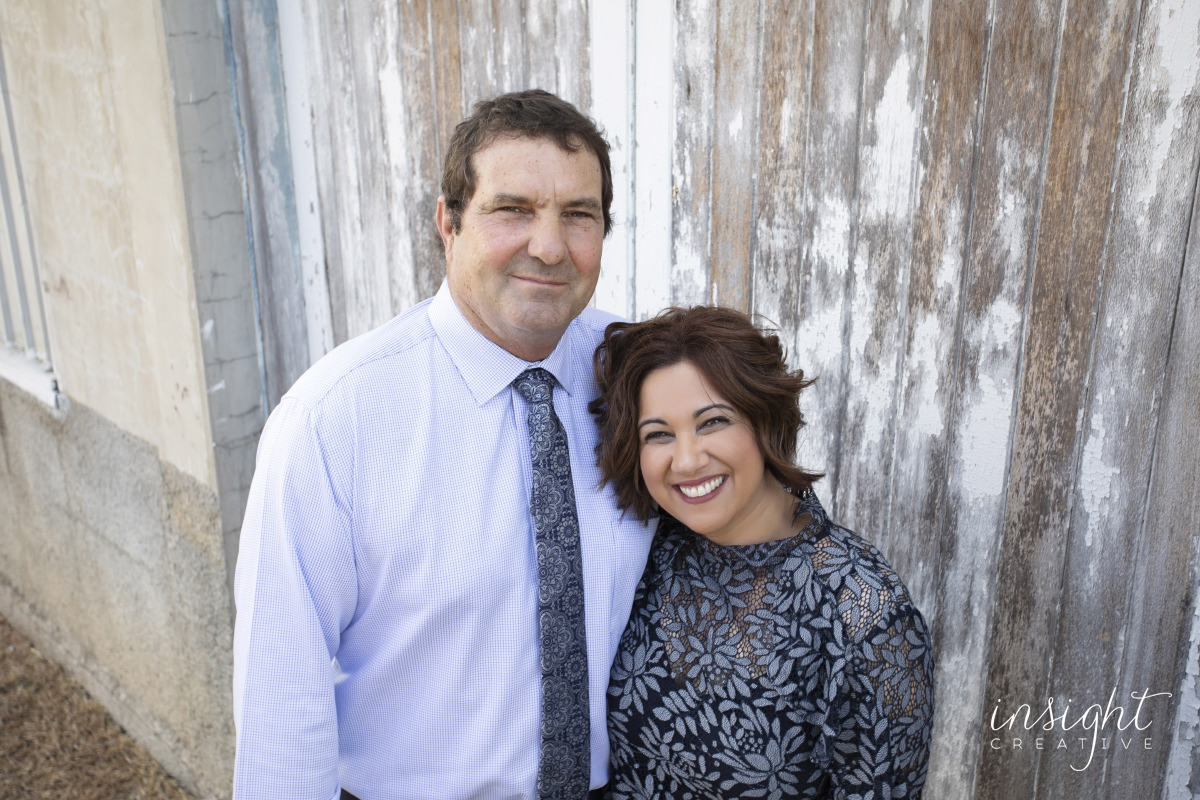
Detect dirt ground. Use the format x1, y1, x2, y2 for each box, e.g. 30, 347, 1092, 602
0, 615, 198, 800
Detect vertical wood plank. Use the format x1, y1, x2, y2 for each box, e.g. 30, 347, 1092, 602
589, 0, 634, 318
750, 0, 813, 347
669, 0, 716, 309
1107, 10, 1200, 799
833, 0, 929, 543
525, 0, 557, 93
1041, 1, 1200, 797
456, 3, 502, 108
304, 0, 356, 343
429, 2, 463, 167
787, 2, 866, 496
391, 0, 445, 303
554, 0, 589, 108
888, 0, 988, 625
277, 0, 334, 365
975, 0, 1139, 796
344, 2, 397, 336
926, 0, 1061, 795
708, 0, 761, 312
631, 0, 673, 319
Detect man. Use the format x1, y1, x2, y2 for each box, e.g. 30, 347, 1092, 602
232, 90, 652, 799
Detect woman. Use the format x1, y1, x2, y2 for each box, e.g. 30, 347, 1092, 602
591, 306, 934, 799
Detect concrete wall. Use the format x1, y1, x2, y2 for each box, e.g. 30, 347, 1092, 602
1, 0, 215, 486
0, 382, 232, 795
0, 0, 249, 795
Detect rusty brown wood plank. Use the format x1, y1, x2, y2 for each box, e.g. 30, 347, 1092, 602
749, 0, 813, 357
926, 0, 1062, 794
832, 0, 929, 544
670, 0, 717, 307
429, 2, 463, 179
708, 0, 762, 312
975, 0, 1140, 796
787, 2, 867, 500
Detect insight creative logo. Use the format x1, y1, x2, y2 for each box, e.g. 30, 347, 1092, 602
988, 689, 1172, 771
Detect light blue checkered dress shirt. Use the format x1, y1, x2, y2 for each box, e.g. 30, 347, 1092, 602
232, 283, 653, 799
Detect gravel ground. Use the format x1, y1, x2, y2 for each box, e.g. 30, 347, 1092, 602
0, 615, 198, 800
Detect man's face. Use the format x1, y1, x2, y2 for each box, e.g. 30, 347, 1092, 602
437, 136, 605, 361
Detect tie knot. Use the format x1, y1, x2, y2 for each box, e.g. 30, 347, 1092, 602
513, 368, 556, 404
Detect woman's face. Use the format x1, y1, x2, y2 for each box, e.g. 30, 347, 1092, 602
637, 361, 784, 546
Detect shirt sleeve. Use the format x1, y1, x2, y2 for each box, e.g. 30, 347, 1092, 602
232, 398, 357, 799
829, 586, 935, 799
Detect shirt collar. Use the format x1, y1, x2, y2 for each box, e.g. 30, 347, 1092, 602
428, 281, 579, 405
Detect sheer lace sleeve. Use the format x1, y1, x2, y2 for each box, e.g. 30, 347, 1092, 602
829, 575, 935, 798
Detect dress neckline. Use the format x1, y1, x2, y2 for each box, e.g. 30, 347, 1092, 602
677, 490, 828, 568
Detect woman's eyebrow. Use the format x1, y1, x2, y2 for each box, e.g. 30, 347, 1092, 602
694, 403, 734, 418
637, 417, 667, 429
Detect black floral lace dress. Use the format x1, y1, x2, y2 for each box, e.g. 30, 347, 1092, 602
607, 491, 934, 799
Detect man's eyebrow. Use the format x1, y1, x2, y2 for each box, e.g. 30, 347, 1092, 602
482, 193, 602, 211
485, 193, 532, 207
565, 197, 602, 212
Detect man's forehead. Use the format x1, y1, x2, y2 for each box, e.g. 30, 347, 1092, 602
469, 136, 602, 195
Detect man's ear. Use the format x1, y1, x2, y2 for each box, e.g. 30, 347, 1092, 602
435, 196, 454, 260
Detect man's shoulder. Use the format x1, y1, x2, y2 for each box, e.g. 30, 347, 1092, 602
285, 298, 437, 409
570, 305, 626, 346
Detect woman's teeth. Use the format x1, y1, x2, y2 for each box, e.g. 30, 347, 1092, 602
679, 476, 725, 498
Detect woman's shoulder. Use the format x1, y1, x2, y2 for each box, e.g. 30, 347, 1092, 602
798, 494, 924, 641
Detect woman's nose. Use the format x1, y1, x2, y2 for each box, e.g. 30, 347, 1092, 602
672, 435, 709, 475
528, 215, 567, 265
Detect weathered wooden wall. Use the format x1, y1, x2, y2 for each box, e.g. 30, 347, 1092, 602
246, 1, 1200, 797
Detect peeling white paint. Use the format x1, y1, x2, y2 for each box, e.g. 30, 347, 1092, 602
862, 53, 919, 219
727, 109, 744, 140
910, 314, 945, 437
1079, 412, 1122, 545
958, 374, 1011, 501
201, 318, 214, 342
1134, 0, 1200, 209
810, 196, 853, 269
980, 297, 1022, 353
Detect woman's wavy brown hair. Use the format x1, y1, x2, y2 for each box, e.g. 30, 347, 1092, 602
589, 305, 823, 522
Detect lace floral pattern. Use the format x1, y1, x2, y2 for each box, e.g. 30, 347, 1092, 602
607, 492, 934, 799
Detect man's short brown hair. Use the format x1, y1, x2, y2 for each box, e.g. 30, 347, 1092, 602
441, 89, 614, 235
590, 306, 824, 523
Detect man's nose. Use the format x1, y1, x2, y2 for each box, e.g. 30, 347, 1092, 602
527, 215, 567, 265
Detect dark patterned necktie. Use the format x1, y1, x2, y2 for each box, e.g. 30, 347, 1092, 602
512, 368, 590, 800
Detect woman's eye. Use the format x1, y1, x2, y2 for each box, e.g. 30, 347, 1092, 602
642, 430, 671, 443
699, 416, 730, 430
